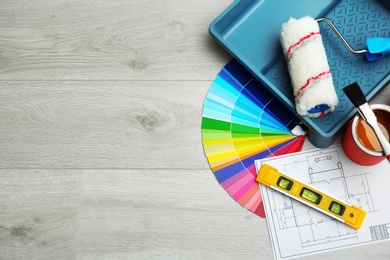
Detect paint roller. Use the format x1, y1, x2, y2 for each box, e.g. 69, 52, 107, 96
280, 16, 390, 118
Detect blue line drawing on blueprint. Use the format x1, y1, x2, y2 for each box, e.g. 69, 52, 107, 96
269, 150, 375, 248
370, 223, 390, 241
256, 145, 390, 260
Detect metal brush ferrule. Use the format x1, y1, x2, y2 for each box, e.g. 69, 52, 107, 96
358, 103, 375, 122
358, 103, 390, 158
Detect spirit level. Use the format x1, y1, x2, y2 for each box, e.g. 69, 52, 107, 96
256, 163, 367, 229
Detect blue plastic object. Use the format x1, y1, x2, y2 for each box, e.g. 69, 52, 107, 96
307, 104, 330, 114
366, 37, 390, 61
209, 0, 390, 148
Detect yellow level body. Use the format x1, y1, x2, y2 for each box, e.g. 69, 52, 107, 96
256, 164, 366, 229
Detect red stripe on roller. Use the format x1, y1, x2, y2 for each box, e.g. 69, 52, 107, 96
387, 154, 390, 160
319, 111, 326, 118
285, 31, 321, 60
294, 70, 331, 101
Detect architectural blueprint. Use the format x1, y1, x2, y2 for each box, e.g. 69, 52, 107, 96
254, 145, 390, 259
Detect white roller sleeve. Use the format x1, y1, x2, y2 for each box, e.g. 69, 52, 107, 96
280, 16, 338, 118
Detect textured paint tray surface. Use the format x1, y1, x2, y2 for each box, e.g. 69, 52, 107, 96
210, 0, 390, 147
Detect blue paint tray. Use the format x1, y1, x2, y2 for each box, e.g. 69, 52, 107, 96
209, 0, 390, 148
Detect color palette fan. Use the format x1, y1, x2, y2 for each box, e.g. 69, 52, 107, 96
201, 59, 306, 218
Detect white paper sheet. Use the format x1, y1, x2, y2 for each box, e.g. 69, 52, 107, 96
254, 145, 390, 259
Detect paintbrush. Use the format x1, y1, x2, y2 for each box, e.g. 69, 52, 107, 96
343, 82, 390, 163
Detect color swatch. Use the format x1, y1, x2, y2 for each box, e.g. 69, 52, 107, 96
201, 59, 306, 218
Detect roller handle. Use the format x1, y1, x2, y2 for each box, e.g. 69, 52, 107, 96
365, 37, 390, 61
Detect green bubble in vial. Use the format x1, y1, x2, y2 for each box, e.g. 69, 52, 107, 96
331, 203, 342, 214
329, 202, 345, 216
301, 189, 320, 204
279, 178, 291, 190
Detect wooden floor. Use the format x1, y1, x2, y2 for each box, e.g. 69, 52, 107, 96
1, 1, 389, 259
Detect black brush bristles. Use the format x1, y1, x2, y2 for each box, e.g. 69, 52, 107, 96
343, 82, 367, 108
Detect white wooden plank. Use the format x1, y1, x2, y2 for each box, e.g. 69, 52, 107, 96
1, 79, 389, 169
0, 168, 266, 259
370, 83, 390, 105
0, 80, 212, 169
0, 168, 389, 259
0, 0, 390, 259
0, 0, 231, 81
